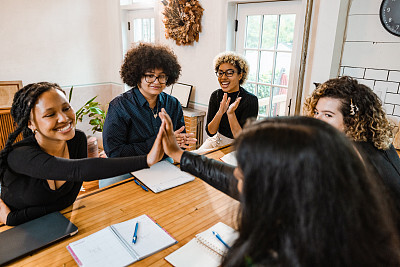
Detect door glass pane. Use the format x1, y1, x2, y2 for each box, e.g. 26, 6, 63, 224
258, 84, 270, 117
258, 51, 274, 84
261, 15, 277, 49
133, 18, 154, 43
133, 19, 142, 42
245, 15, 261, 49
277, 14, 296, 51
271, 87, 288, 116
245, 50, 259, 82
243, 82, 256, 95
273, 52, 291, 85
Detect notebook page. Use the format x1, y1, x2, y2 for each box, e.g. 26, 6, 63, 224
67, 227, 134, 267
220, 151, 237, 166
131, 160, 195, 193
196, 222, 238, 256
111, 214, 177, 259
165, 239, 221, 267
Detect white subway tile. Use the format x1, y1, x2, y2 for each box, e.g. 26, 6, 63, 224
384, 104, 395, 115
374, 81, 399, 93
357, 79, 375, 88
342, 67, 365, 79
385, 93, 400, 105
388, 71, 400, 82
364, 69, 388, 81
394, 105, 400, 116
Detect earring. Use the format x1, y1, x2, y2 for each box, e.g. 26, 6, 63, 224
350, 99, 359, 116
32, 129, 38, 134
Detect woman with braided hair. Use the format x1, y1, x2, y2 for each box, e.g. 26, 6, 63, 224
0, 82, 164, 226
304, 76, 400, 222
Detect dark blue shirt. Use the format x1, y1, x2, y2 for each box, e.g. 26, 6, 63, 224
103, 87, 185, 157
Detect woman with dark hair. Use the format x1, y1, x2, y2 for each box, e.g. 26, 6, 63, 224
304, 76, 400, 215
101, 42, 196, 187
0, 82, 164, 226
199, 51, 258, 150
159, 109, 400, 266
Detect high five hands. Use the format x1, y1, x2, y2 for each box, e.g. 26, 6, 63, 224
174, 126, 197, 149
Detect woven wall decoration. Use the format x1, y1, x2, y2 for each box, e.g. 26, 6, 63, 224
162, 0, 204, 46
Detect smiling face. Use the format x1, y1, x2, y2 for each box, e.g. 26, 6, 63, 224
217, 63, 243, 93
138, 68, 167, 100
314, 97, 345, 132
28, 89, 76, 144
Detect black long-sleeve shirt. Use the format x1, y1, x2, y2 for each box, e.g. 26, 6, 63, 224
205, 87, 259, 138
1, 130, 148, 225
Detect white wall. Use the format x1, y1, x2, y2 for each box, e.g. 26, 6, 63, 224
0, 0, 124, 139
339, 0, 400, 126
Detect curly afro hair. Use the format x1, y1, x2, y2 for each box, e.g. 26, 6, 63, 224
304, 76, 394, 150
213, 51, 249, 85
120, 42, 181, 87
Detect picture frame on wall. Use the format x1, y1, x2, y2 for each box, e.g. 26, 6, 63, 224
0, 81, 23, 109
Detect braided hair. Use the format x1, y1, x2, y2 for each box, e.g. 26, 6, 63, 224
0, 82, 65, 185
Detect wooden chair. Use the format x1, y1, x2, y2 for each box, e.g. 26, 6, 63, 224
0, 81, 23, 149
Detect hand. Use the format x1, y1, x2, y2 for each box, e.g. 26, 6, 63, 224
227, 97, 241, 115
0, 199, 10, 225
146, 120, 165, 166
159, 108, 184, 163
217, 93, 231, 115
174, 126, 197, 149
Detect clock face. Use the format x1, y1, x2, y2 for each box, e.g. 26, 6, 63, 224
380, 0, 400, 37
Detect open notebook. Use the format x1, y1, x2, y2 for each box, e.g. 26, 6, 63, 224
67, 214, 176, 267
131, 160, 195, 193
165, 222, 238, 267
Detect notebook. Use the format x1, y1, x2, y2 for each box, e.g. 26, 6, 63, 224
67, 214, 176, 267
0, 211, 78, 265
131, 160, 195, 193
165, 222, 238, 267
220, 151, 238, 166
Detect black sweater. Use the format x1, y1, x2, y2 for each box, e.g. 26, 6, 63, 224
1, 130, 148, 226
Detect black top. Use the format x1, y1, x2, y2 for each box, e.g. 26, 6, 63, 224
1, 130, 148, 226
205, 87, 259, 139
103, 87, 185, 158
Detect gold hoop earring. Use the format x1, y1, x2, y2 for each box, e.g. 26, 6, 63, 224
33, 129, 38, 134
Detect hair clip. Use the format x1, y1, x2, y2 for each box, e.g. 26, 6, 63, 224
350, 99, 359, 116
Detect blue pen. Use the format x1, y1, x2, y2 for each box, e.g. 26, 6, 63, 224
132, 222, 139, 244
212, 231, 231, 249
134, 179, 148, 192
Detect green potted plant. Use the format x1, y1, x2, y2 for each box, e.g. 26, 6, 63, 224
68, 86, 107, 157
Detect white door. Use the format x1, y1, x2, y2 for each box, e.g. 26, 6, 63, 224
127, 9, 155, 45
236, 1, 303, 118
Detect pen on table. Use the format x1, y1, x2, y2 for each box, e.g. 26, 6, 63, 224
132, 222, 139, 244
134, 179, 148, 192
212, 231, 231, 249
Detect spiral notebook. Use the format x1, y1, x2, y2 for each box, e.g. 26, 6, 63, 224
67, 214, 176, 267
165, 222, 238, 267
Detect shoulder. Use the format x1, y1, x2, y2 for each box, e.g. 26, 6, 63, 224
8, 136, 41, 161
73, 129, 87, 142
109, 88, 135, 108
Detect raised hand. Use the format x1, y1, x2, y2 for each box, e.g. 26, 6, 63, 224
159, 108, 184, 163
146, 119, 165, 166
227, 97, 242, 115
174, 126, 197, 149
218, 93, 231, 115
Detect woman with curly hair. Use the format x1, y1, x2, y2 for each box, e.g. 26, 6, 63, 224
159, 109, 400, 266
101, 42, 195, 188
0, 82, 164, 225
198, 51, 258, 150
304, 76, 400, 214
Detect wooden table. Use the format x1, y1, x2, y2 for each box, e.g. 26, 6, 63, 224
2, 145, 239, 266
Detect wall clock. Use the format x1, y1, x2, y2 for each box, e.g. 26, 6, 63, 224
162, 0, 204, 46
380, 0, 400, 37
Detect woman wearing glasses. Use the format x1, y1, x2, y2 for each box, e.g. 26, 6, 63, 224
199, 51, 258, 150
101, 43, 195, 188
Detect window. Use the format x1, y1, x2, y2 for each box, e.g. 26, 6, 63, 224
236, 1, 302, 118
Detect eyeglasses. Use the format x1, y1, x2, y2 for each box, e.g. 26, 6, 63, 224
144, 74, 168, 84
215, 69, 237, 78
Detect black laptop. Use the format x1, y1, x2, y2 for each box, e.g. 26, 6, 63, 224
0, 211, 78, 265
